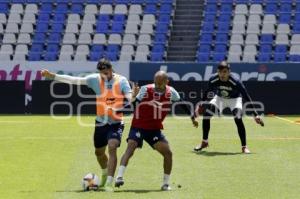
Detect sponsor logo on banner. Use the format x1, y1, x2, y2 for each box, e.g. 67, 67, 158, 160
129, 62, 300, 81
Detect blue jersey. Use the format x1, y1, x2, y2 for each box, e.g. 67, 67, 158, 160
204, 73, 252, 101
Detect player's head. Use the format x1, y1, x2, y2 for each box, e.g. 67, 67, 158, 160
217, 61, 230, 82
97, 58, 113, 80
154, 70, 169, 92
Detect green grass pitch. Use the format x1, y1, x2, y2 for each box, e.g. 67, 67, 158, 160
0, 115, 299, 199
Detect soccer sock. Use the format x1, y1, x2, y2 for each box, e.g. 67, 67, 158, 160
102, 168, 108, 176
234, 118, 246, 146
163, 174, 170, 185
117, 165, 126, 178
202, 118, 210, 140
106, 176, 113, 186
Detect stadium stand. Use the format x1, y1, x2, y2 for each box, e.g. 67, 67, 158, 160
197, 0, 300, 63
0, 0, 175, 62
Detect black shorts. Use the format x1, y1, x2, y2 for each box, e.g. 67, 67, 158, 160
127, 127, 168, 149
93, 120, 124, 148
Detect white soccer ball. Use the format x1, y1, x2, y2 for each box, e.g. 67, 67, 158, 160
81, 173, 100, 191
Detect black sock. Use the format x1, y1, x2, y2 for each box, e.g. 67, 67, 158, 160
234, 118, 246, 146
202, 118, 210, 140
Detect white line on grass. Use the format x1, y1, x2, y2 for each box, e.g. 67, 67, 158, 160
272, 116, 300, 126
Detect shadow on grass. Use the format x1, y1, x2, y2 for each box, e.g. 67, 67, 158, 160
193, 151, 244, 156
55, 190, 88, 193
115, 189, 162, 193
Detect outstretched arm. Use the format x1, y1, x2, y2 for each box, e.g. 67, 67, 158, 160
41, 69, 87, 85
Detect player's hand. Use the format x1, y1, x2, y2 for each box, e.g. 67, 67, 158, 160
192, 119, 199, 128
254, 116, 264, 127
41, 69, 55, 79
132, 82, 140, 98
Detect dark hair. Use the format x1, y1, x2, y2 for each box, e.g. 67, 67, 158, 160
217, 61, 230, 70
97, 58, 112, 71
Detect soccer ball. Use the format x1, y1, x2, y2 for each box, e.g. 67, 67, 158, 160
81, 173, 100, 191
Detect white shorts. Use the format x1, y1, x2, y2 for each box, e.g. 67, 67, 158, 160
209, 96, 243, 112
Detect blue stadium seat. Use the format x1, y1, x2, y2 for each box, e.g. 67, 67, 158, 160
91, 45, 105, 53
259, 45, 272, 54
218, 14, 231, 23
260, 34, 274, 44
106, 52, 118, 61
28, 53, 42, 61
215, 34, 228, 44
235, 0, 249, 3
279, 4, 292, 13
257, 53, 271, 62
279, 14, 291, 23
0, 3, 9, 14
251, 0, 264, 3
216, 22, 230, 33
150, 53, 164, 62
130, 0, 144, 3
71, 4, 84, 15
197, 53, 210, 62
97, 15, 110, 23
203, 14, 216, 23
274, 53, 286, 62
214, 45, 227, 53
158, 15, 171, 24
265, 3, 277, 14
44, 52, 58, 61
33, 33, 47, 44
50, 23, 65, 33
220, 4, 232, 13
54, 3, 69, 14
202, 23, 215, 33
292, 23, 300, 34
113, 15, 126, 22
160, 4, 172, 14
40, 3, 54, 14
101, 0, 114, 3
30, 44, 44, 53
289, 55, 300, 62
37, 14, 51, 23
152, 45, 165, 53
52, 14, 66, 24
153, 34, 167, 45
107, 45, 120, 53
36, 23, 49, 33
199, 34, 213, 44
144, 4, 157, 14
46, 44, 59, 53
205, 4, 217, 14
89, 51, 104, 61
146, 0, 160, 4
198, 45, 211, 53
156, 24, 169, 34
47, 33, 62, 44
275, 45, 288, 54
212, 53, 226, 62
111, 22, 124, 34
96, 23, 109, 33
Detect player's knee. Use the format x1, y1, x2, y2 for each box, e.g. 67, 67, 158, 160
162, 148, 172, 158
95, 149, 105, 158
107, 142, 118, 152
233, 108, 243, 119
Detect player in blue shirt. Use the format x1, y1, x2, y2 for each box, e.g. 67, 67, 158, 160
193, 61, 264, 154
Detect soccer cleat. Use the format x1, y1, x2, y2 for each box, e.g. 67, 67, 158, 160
115, 177, 124, 188
161, 184, 172, 191
194, 141, 209, 152
242, 146, 251, 154
99, 174, 107, 188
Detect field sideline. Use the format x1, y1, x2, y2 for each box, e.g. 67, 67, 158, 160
0, 115, 299, 199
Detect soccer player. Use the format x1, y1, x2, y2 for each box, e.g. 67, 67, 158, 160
193, 61, 264, 154
41, 58, 135, 192
114, 70, 198, 191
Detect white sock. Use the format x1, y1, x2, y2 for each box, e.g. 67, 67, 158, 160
203, 139, 208, 143
106, 176, 113, 185
163, 174, 170, 185
102, 168, 108, 176
117, 165, 126, 178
